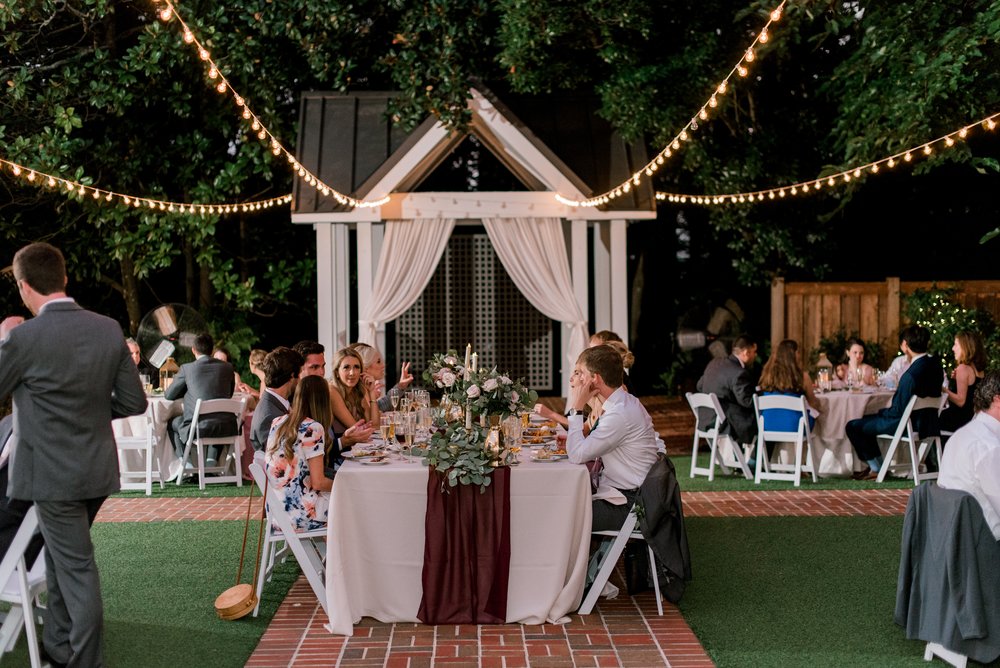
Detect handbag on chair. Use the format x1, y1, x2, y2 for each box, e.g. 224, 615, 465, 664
214, 480, 266, 620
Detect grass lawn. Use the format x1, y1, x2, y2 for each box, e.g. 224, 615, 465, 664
671, 455, 915, 492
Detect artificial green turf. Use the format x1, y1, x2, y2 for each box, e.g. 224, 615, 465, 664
113, 481, 254, 498
672, 455, 915, 492
680, 516, 944, 667
7, 521, 298, 667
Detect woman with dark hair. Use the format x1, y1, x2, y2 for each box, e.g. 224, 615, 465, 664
265, 375, 335, 531
941, 331, 987, 433
758, 339, 820, 432
835, 337, 876, 386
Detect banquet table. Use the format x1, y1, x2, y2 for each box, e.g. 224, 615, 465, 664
112, 395, 184, 484
808, 388, 894, 477
325, 455, 592, 636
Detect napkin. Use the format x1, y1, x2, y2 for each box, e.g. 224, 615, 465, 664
593, 485, 627, 505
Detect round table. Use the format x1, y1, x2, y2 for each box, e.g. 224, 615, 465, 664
810, 389, 894, 477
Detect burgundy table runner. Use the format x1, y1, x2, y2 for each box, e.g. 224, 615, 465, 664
417, 467, 511, 624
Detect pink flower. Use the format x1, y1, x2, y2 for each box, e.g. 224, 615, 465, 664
441, 370, 457, 387
483, 377, 498, 392
466, 384, 481, 398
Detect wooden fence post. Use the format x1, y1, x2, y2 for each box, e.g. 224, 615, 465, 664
886, 277, 900, 350
771, 277, 785, 352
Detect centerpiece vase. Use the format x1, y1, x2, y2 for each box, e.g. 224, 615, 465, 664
483, 415, 505, 467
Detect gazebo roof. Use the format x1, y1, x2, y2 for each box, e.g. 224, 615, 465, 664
291, 87, 655, 221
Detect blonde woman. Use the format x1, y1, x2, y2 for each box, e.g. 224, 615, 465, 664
351, 342, 413, 413
941, 331, 987, 432
265, 376, 335, 531
329, 347, 379, 434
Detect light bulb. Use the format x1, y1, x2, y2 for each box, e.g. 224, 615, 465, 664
759, 30, 769, 43
159, 8, 172, 21
770, 7, 782, 21
718, 81, 728, 95
737, 65, 748, 77
183, 31, 194, 43
216, 82, 226, 93
745, 48, 755, 62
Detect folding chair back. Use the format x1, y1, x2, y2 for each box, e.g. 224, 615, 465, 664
752, 394, 817, 487
686, 392, 751, 481
178, 397, 247, 490
248, 460, 328, 617
0, 506, 46, 668
115, 411, 162, 495
877, 394, 943, 485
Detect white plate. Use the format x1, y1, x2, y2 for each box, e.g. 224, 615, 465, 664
531, 454, 568, 462
359, 457, 390, 466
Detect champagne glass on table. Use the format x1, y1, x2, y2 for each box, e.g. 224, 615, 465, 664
390, 387, 400, 411
405, 413, 417, 462
379, 415, 394, 448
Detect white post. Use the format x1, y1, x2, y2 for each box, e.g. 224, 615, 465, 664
592, 221, 611, 333
567, 219, 589, 396
330, 224, 352, 350
357, 221, 373, 345
315, 224, 335, 361
371, 223, 387, 355
609, 219, 628, 341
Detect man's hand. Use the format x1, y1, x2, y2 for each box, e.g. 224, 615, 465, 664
398, 361, 413, 388
567, 369, 596, 412
342, 420, 374, 447
0, 316, 24, 341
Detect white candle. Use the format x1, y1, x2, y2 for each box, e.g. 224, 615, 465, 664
471, 352, 478, 372
464, 343, 471, 370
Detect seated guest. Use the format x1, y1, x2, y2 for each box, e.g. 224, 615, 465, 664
846, 325, 943, 480
696, 335, 759, 447
250, 347, 303, 452
245, 348, 267, 395
589, 330, 623, 347
535, 342, 635, 432
214, 346, 258, 410
166, 333, 237, 461
265, 376, 335, 531
293, 340, 326, 378
0, 415, 43, 566
329, 347, 379, 433
835, 337, 876, 386
352, 342, 413, 413
938, 371, 1000, 540
883, 332, 911, 387
941, 331, 987, 434
758, 339, 820, 431
565, 345, 659, 531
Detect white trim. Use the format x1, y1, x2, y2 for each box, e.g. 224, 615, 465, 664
610, 219, 629, 339
315, 225, 335, 364
593, 222, 611, 332
356, 222, 374, 334
362, 120, 453, 200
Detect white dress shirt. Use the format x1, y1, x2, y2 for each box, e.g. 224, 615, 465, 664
938, 411, 1000, 541
566, 387, 659, 492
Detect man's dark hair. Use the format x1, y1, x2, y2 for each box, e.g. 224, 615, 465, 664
973, 371, 1000, 413
193, 333, 214, 356
293, 340, 324, 358
900, 325, 931, 354
577, 345, 624, 389
12, 242, 66, 295
263, 347, 304, 388
732, 335, 757, 353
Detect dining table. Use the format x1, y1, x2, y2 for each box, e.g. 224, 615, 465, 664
112, 394, 185, 483
324, 452, 592, 636
809, 387, 894, 476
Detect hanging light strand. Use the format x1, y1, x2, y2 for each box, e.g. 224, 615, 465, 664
157, 1, 388, 209
654, 111, 1000, 207
0, 156, 293, 215
556, 1, 787, 208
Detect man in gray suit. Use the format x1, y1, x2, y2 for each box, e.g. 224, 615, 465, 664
250, 346, 302, 452
165, 332, 237, 462
696, 335, 759, 447
0, 242, 147, 667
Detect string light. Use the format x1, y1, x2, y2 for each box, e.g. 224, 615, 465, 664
654, 111, 1000, 207
156, 0, 387, 209
1, 156, 293, 216
556, 1, 786, 208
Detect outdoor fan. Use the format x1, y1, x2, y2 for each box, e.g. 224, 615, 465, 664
675, 299, 745, 358
135, 303, 208, 369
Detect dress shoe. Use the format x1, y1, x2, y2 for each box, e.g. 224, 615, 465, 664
861, 469, 879, 481
851, 467, 871, 481
40, 645, 68, 668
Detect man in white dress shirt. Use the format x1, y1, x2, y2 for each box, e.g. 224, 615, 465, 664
565, 345, 659, 531
938, 371, 1000, 541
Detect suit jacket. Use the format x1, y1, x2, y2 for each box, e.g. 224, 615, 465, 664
165, 356, 237, 442
0, 301, 147, 500
696, 354, 757, 445
250, 390, 287, 452
873, 354, 943, 436
637, 454, 692, 604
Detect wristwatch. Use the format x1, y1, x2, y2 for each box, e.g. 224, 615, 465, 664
566, 408, 583, 417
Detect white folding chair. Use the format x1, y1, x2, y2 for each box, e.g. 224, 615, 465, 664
686, 392, 752, 480
876, 395, 943, 485
752, 394, 817, 487
249, 452, 326, 617
248, 460, 328, 618
578, 506, 662, 616
177, 397, 247, 490
114, 412, 163, 496
0, 507, 47, 668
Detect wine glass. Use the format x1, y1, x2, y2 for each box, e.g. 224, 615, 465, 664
400, 395, 412, 414
389, 388, 400, 411
856, 367, 864, 388
379, 415, 394, 448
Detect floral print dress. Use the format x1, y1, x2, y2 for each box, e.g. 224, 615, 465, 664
265, 415, 330, 531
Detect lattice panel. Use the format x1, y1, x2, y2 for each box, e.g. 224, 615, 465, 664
397, 231, 554, 391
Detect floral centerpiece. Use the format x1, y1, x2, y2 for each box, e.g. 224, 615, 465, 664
421, 349, 538, 491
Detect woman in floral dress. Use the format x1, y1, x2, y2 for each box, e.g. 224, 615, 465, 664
265, 375, 335, 531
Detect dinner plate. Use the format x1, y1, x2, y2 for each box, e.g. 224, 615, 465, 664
359, 457, 390, 466
531, 454, 568, 462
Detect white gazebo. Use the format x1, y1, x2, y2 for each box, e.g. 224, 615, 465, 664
291, 87, 656, 394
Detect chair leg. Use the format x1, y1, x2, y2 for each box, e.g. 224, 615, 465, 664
690, 436, 699, 479
706, 439, 716, 482
197, 442, 206, 491
144, 445, 153, 496
253, 537, 272, 618
754, 439, 765, 484
17, 564, 41, 668
177, 441, 194, 486
793, 436, 803, 488
646, 543, 663, 616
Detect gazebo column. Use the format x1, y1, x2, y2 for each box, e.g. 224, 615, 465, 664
355, 221, 387, 352
316, 223, 352, 356
565, 219, 590, 396
592, 222, 611, 333
609, 219, 629, 340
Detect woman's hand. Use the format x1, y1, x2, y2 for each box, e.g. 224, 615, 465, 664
361, 373, 382, 398
398, 362, 413, 388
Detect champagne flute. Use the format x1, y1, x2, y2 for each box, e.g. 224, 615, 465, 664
390, 387, 400, 411
379, 415, 393, 447
403, 413, 416, 462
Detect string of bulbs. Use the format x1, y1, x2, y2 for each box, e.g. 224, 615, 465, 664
655, 112, 1000, 206
156, 0, 387, 209
556, 1, 787, 208
0, 156, 293, 215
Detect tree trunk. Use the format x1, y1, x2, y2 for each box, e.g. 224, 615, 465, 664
184, 239, 195, 306
120, 255, 142, 335
199, 265, 213, 313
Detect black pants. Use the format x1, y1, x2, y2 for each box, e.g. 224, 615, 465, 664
592, 488, 639, 532
846, 415, 886, 462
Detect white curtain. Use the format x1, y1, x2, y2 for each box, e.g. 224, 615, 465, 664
358, 218, 456, 345
483, 217, 589, 369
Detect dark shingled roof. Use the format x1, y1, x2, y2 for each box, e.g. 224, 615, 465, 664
293, 88, 654, 215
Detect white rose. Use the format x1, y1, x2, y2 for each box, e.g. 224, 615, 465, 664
441, 370, 456, 387
483, 377, 498, 392
501, 375, 512, 385
444, 355, 458, 366
511, 390, 519, 403
466, 384, 481, 398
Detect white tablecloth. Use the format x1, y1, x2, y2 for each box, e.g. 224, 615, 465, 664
809, 389, 894, 477
112, 396, 184, 483
325, 456, 592, 635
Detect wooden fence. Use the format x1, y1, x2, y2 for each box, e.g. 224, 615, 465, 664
770, 278, 1000, 365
